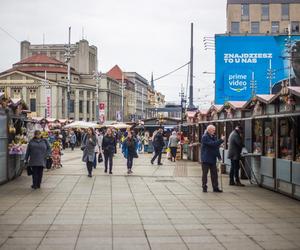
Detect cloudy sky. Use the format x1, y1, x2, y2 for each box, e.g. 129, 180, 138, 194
0, 0, 226, 107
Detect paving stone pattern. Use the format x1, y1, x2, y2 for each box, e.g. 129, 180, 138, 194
0, 149, 300, 249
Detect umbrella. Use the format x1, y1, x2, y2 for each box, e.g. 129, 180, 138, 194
64, 121, 103, 129
108, 122, 132, 129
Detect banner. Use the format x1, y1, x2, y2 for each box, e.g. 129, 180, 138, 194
215, 35, 300, 104
99, 102, 105, 124
45, 87, 51, 118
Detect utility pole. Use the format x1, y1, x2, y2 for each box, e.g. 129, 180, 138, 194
267, 59, 275, 94
250, 72, 257, 97
65, 27, 72, 120
121, 73, 125, 122
188, 22, 195, 110
93, 71, 101, 122
141, 87, 144, 119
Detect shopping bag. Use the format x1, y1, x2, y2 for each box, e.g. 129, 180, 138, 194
98, 153, 103, 163
26, 163, 33, 176
46, 158, 53, 169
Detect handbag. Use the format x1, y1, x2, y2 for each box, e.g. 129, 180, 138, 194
26, 163, 33, 176
46, 158, 53, 169
98, 153, 103, 163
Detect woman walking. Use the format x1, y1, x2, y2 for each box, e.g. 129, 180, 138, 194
81, 127, 97, 177
102, 128, 116, 174
122, 131, 138, 174
25, 130, 51, 189
168, 131, 179, 162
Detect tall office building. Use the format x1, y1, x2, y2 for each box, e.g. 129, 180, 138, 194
227, 0, 300, 34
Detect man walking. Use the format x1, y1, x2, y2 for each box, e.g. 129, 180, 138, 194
228, 126, 245, 186
201, 125, 224, 193
151, 128, 165, 165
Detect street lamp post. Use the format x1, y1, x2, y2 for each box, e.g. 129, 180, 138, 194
93, 71, 102, 122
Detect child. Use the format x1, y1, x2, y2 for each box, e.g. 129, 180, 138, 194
51, 140, 62, 169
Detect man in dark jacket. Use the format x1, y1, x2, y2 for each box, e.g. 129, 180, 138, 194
201, 125, 224, 193
151, 128, 165, 165
228, 126, 245, 186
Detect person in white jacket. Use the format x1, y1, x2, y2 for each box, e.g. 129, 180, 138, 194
93, 130, 104, 168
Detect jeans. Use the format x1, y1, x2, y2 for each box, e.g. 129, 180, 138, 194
230, 159, 240, 183
93, 153, 97, 168
70, 143, 75, 151
144, 145, 149, 153
170, 147, 177, 161
151, 148, 162, 164
104, 151, 113, 172
32, 166, 44, 188
127, 154, 134, 169
86, 161, 93, 175
202, 163, 219, 190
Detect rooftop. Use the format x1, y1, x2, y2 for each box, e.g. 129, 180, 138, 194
228, 0, 300, 3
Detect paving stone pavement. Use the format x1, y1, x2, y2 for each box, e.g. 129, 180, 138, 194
0, 148, 300, 250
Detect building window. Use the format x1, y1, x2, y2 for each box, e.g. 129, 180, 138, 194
87, 101, 90, 114
231, 22, 240, 33
251, 22, 260, 33
30, 98, 36, 112
79, 100, 83, 113
292, 21, 300, 34
261, 4, 269, 20
281, 3, 289, 20
241, 4, 249, 20
271, 21, 280, 33
70, 100, 75, 113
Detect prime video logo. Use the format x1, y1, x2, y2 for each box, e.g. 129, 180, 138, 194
228, 74, 247, 92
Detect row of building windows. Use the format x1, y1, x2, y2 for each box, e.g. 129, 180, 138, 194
241, 3, 290, 21
231, 21, 300, 34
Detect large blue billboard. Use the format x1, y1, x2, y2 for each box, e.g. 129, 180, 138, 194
215, 35, 300, 104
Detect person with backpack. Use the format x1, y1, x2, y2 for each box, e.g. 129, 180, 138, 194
151, 127, 165, 165
122, 131, 138, 174
25, 130, 51, 189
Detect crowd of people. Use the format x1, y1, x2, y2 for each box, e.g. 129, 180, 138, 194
24, 124, 246, 193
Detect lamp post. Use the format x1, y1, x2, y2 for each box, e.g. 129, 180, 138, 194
181, 97, 186, 124
93, 71, 102, 122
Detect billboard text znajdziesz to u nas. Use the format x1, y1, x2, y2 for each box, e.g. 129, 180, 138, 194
215, 35, 300, 104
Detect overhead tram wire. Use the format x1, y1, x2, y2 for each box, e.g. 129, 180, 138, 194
153, 62, 190, 82
0, 26, 19, 43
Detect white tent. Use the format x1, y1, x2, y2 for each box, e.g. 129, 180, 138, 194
64, 121, 103, 129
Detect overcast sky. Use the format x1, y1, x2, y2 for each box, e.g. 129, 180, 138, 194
0, 0, 226, 107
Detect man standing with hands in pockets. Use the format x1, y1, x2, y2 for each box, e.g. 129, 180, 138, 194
201, 124, 225, 193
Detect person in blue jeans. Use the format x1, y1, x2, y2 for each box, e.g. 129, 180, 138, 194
122, 131, 138, 174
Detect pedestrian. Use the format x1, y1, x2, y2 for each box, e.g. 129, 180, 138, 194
151, 127, 165, 165
69, 130, 77, 151
81, 127, 97, 177
102, 127, 116, 174
228, 125, 245, 186
143, 131, 150, 153
122, 131, 138, 174
168, 131, 179, 162
201, 124, 224, 193
25, 130, 51, 189
51, 139, 62, 169
93, 130, 103, 169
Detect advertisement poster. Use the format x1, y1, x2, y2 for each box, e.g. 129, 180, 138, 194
99, 102, 105, 124
45, 87, 51, 118
215, 35, 300, 104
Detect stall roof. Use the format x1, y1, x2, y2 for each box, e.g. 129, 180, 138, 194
288, 86, 300, 97
186, 111, 198, 118
227, 101, 247, 109
256, 94, 279, 104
